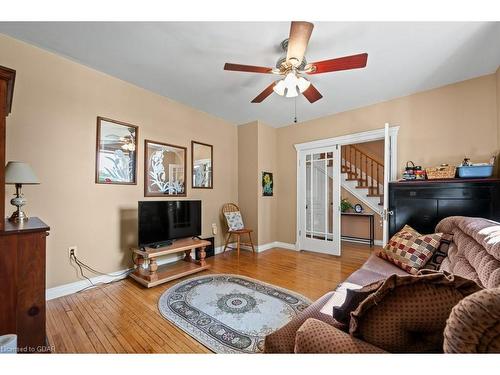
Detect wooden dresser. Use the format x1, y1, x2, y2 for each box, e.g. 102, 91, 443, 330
389, 178, 500, 237
0, 218, 50, 352
1, 65, 51, 352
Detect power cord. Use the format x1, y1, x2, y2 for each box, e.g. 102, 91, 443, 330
70, 252, 134, 294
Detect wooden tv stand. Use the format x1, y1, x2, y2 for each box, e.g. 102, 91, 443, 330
130, 237, 211, 288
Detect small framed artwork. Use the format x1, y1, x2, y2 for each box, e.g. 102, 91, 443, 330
144, 139, 187, 197
262, 171, 273, 197
191, 140, 213, 189
95, 116, 138, 184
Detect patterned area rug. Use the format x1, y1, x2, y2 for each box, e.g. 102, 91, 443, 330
158, 274, 311, 353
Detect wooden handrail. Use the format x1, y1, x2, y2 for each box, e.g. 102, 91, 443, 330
341, 144, 384, 196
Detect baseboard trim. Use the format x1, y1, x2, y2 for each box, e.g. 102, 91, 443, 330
46, 245, 227, 301
236, 241, 298, 253
46, 270, 132, 301
342, 238, 383, 246
273, 241, 299, 251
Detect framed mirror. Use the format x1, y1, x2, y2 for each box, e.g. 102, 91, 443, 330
144, 139, 187, 196
95, 116, 138, 185
191, 141, 213, 189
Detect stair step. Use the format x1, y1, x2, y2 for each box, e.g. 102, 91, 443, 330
346, 178, 362, 182
367, 194, 383, 197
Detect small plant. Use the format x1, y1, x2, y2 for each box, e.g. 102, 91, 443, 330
340, 198, 353, 213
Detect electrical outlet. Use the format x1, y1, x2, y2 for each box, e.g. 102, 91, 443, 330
68, 246, 77, 258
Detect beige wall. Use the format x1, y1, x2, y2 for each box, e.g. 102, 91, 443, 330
277, 74, 499, 244
257, 122, 278, 245
237, 121, 259, 242
237, 121, 278, 246
1, 34, 238, 288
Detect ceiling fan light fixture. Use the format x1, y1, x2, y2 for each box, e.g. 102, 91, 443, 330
297, 76, 311, 93
273, 72, 310, 98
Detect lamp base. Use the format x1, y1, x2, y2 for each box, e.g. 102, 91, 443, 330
9, 209, 29, 223
9, 184, 29, 223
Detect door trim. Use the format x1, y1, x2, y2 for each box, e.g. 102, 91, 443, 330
294, 126, 399, 250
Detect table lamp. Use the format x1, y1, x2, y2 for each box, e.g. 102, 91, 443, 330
5, 161, 40, 223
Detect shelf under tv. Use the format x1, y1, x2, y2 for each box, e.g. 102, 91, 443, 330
130, 237, 211, 288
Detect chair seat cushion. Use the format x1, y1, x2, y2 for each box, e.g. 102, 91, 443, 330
229, 229, 252, 234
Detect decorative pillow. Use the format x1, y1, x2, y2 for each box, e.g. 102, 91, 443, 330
349, 272, 481, 353
423, 233, 453, 271
332, 282, 380, 326
224, 211, 244, 231
377, 225, 443, 274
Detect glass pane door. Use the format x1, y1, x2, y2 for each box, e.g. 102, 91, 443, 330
300, 146, 340, 255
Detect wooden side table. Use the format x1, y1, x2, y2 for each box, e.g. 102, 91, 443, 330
130, 237, 211, 288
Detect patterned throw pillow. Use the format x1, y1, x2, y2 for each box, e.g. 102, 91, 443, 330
377, 225, 443, 274
423, 233, 453, 271
224, 211, 245, 231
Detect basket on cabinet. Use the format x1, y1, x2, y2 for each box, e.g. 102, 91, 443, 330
425, 164, 456, 179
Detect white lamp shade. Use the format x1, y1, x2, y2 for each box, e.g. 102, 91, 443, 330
5, 162, 40, 185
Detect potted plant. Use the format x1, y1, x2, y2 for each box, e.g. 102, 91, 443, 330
341, 198, 353, 213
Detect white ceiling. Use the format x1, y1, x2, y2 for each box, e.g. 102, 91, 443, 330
1, 22, 500, 127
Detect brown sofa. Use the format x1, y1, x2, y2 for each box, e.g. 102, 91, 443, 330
264, 216, 500, 353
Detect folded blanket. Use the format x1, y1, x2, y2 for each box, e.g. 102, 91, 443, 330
436, 216, 500, 288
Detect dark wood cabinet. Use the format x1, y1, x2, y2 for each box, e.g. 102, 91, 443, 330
0, 218, 50, 352
1, 66, 51, 352
389, 179, 500, 236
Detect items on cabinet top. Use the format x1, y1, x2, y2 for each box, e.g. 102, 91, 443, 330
400, 156, 496, 181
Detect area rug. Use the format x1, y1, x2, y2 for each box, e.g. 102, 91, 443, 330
158, 274, 311, 353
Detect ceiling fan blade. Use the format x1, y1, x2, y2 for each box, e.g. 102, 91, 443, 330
307, 53, 368, 75
251, 82, 276, 103
224, 63, 273, 74
302, 84, 323, 103
286, 21, 314, 67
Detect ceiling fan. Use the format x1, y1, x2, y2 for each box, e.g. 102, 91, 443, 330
224, 21, 368, 104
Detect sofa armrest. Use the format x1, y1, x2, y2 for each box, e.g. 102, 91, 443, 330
294, 318, 386, 354
264, 291, 343, 353
444, 287, 500, 353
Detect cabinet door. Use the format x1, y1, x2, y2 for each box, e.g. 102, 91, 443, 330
438, 199, 492, 219
0, 234, 18, 336
17, 232, 47, 350
392, 198, 438, 235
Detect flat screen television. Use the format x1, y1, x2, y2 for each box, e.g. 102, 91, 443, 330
138, 200, 201, 248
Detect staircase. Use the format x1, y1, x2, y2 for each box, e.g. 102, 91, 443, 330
341, 144, 384, 215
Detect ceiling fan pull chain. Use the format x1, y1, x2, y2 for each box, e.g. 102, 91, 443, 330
294, 97, 298, 123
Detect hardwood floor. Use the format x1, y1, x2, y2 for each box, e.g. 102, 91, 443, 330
46, 243, 376, 353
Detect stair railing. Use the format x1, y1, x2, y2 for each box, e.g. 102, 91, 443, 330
341, 144, 384, 197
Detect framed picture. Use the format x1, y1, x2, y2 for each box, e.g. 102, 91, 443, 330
262, 171, 273, 197
95, 117, 138, 184
191, 140, 213, 189
144, 139, 187, 197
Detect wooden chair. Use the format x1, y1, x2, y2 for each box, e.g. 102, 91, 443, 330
221, 203, 255, 255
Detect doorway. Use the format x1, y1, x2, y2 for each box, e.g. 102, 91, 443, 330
295, 125, 399, 255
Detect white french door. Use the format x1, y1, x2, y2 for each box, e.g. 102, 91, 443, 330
298, 145, 341, 255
